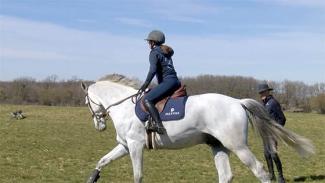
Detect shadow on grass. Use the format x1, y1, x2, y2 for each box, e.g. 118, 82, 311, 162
293, 175, 325, 182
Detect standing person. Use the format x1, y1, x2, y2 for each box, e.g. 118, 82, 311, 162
258, 82, 286, 183
139, 30, 181, 134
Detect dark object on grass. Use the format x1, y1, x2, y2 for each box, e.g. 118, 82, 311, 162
11, 110, 26, 120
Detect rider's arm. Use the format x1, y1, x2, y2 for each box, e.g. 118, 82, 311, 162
141, 51, 158, 90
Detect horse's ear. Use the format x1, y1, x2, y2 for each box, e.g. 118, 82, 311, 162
81, 82, 88, 94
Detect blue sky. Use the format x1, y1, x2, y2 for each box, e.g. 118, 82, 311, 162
0, 0, 324, 83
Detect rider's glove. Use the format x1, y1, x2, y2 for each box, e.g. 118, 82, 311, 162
139, 82, 149, 93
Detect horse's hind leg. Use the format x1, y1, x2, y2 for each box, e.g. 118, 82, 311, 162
87, 144, 129, 183
211, 145, 233, 183
233, 146, 270, 183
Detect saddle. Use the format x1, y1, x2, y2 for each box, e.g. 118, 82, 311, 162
136, 85, 188, 149
140, 84, 187, 113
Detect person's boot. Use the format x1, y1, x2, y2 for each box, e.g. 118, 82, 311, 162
264, 152, 276, 181
278, 175, 285, 183
272, 154, 285, 183
144, 100, 165, 134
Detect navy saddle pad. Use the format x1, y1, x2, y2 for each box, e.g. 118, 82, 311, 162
135, 96, 188, 122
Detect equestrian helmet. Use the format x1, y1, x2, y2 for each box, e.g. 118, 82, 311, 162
145, 30, 165, 45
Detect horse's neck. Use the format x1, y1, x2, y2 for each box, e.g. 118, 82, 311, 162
94, 82, 137, 132
94, 81, 136, 107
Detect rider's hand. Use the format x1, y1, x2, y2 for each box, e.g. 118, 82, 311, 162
137, 86, 145, 95
139, 82, 149, 93
137, 89, 143, 95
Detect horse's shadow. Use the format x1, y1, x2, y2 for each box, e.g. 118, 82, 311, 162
293, 175, 325, 182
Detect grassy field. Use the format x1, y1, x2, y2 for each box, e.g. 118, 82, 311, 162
0, 104, 324, 183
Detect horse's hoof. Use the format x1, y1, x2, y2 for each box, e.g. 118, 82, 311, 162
87, 169, 100, 183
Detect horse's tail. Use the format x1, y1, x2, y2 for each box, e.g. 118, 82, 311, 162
240, 98, 315, 158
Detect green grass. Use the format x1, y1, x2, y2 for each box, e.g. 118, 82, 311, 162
0, 104, 324, 183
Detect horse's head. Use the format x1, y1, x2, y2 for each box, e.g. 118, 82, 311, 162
81, 82, 107, 131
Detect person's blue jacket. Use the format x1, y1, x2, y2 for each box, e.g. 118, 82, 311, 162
263, 95, 286, 126
143, 45, 178, 87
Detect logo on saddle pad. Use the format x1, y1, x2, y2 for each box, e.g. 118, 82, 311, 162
165, 107, 180, 116
135, 97, 188, 122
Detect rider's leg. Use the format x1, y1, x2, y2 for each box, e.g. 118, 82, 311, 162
143, 99, 165, 134
143, 78, 180, 134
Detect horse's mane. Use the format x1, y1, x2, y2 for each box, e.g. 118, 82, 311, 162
98, 74, 141, 89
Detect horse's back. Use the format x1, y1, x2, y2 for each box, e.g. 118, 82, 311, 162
187, 93, 249, 149
158, 93, 247, 149
185, 93, 243, 114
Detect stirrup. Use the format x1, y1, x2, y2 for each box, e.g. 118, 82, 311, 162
152, 120, 165, 134
145, 119, 156, 132
146, 117, 165, 134
146, 124, 165, 134
156, 126, 165, 134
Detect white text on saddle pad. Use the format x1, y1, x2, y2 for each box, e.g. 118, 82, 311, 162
164, 107, 180, 116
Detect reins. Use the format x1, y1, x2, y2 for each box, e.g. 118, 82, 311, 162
105, 92, 141, 112
86, 90, 143, 118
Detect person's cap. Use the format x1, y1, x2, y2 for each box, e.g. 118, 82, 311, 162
257, 82, 273, 93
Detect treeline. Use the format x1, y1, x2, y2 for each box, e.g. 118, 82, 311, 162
181, 75, 325, 114
0, 75, 91, 106
0, 75, 324, 113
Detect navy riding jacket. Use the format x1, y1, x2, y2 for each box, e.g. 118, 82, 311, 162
262, 95, 286, 126
143, 46, 178, 86
142, 45, 180, 104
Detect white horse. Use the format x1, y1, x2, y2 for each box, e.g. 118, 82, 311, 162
81, 74, 314, 183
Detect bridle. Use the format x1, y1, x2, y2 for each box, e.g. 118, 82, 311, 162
85, 89, 143, 120
85, 93, 108, 120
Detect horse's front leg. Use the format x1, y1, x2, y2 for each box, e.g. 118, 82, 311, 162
87, 144, 129, 183
128, 139, 145, 183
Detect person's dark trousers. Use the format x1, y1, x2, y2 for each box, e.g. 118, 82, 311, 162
264, 145, 285, 183
264, 152, 275, 181
272, 153, 285, 183
143, 99, 165, 134
144, 77, 180, 104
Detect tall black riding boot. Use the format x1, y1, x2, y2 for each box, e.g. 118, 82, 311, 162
272, 154, 285, 183
264, 152, 276, 181
144, 100, 165, 134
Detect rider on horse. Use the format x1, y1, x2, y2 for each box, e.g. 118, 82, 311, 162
139, 30, 181, 134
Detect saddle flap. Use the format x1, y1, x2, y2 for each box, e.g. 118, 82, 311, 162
135, 95, 188, 122
140, 84, 187, 113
